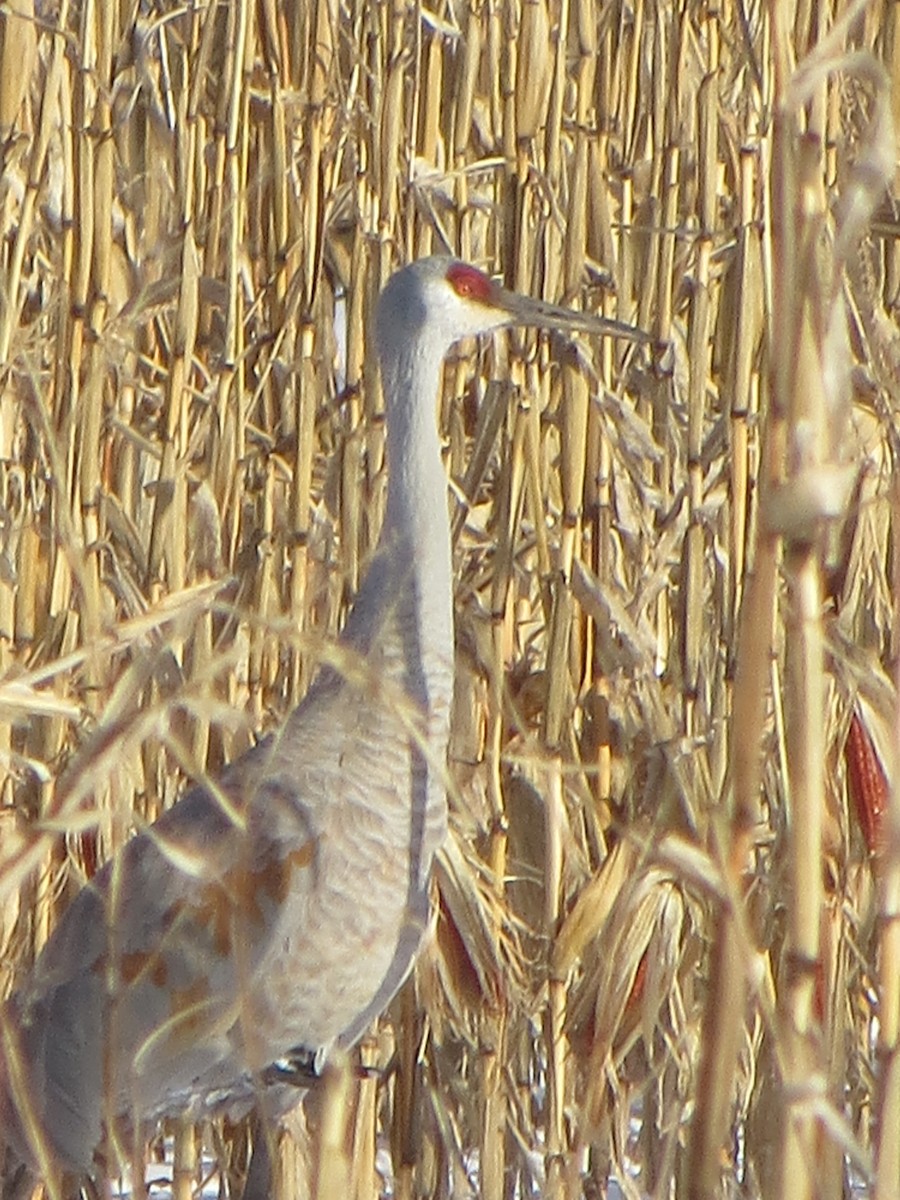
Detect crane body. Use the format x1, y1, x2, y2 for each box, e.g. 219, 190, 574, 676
0, 257, 648, 1191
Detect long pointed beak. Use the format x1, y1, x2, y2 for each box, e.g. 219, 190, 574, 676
494, 286, 653, 344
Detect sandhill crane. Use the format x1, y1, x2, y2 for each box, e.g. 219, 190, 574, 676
0, 257, 649, 1196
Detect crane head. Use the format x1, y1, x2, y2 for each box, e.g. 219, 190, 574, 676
375, 256, 651, 368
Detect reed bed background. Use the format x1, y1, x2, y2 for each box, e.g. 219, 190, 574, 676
0, 0, 899, 1197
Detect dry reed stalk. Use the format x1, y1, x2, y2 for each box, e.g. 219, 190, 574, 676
874, 685, 900, 1200
769, 125, 829, 1200
171, 1120, 195, 1200
0, 1, 34, 143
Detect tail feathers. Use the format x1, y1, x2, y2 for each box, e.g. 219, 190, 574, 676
0, 984, 102, 1185
0, 1155, 36, 1200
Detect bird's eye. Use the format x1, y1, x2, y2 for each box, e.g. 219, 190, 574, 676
446, 263, 496, 304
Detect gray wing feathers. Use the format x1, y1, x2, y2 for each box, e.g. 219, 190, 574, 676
1, 590, 447, 1178
1, 738, 317, 1172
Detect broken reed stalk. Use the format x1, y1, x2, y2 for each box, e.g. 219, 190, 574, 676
874, 658, 900, 1199
0, 1, 899, 1198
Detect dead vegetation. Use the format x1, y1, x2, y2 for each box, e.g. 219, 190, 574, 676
0, 0, 899, 1197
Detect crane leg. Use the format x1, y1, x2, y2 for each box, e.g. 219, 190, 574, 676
237, 1114, 276, 1200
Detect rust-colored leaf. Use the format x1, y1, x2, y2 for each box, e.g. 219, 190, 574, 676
844, 708, 888, 857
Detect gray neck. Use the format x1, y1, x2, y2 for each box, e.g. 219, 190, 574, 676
341, 341, 454, 722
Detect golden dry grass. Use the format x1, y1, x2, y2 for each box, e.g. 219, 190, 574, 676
0, 0, 899, 1198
